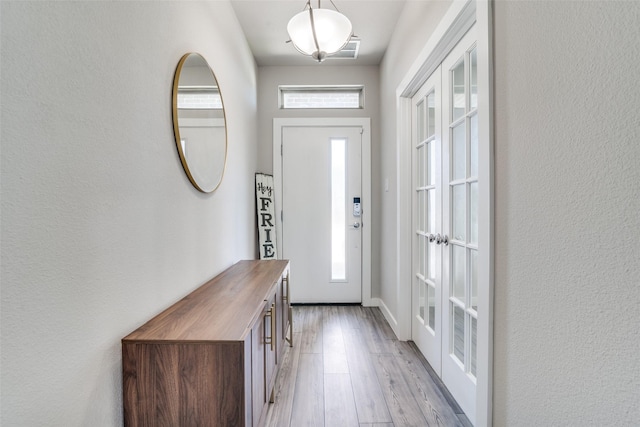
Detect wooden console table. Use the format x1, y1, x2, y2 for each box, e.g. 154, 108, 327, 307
122, 260, 292, 426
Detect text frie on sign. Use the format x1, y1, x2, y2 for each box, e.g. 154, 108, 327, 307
255, 173, 277, 259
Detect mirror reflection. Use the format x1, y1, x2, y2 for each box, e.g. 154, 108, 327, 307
172, 53, 227, 193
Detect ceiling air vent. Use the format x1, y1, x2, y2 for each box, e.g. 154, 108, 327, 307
331, 39, 360, 59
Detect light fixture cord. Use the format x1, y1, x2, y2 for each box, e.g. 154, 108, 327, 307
328, 0, 341, 12
308, 7, 322, 57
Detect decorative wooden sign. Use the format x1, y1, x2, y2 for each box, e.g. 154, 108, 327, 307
255, 173, 277, 259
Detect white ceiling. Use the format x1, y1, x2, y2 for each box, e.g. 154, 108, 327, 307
230, 0, 407, 66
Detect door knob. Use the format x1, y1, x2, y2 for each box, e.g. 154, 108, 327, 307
428, 233, 436, 243
350, 222, 361, 229
435, 234, 449, 246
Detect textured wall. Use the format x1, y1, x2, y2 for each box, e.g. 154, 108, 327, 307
0, 1, 257, 425
378, 0, 452, 327
493, 1, 640, 425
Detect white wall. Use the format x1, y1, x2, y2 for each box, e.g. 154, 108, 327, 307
380, 0, 640, 425
379, 0, 452, 325
492, 1, 640, 425
0, 1, 258, 425
257, 65, 381, 297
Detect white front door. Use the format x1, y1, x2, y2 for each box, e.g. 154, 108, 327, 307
280, 125, 363, 303
411, 26, 479, 423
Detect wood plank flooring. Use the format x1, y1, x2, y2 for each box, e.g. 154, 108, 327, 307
266, 305, 471, 427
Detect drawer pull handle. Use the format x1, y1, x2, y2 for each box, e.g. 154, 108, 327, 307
282, 273, 289, 302
265, 303, 276, 351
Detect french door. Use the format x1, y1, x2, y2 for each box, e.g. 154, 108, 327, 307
412, 26, 478, 423
411, 70, 442, 371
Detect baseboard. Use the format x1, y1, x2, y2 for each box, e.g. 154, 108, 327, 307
369, 297, 404, 340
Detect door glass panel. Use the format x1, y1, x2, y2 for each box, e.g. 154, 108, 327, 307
452, 123, 466, 181
470, 249, 478, 311
452, 304, 465, 362
419, 279, 426, 321
471, 315, 477, 376
417, 144, 425, 187
428, 240, 436, 281
470, 48, 478, 110
425, 240, 431, 279
452, 60, 465, 121
428, 284, 436, 329
427, 141, 436, 185
470, 114, 478, 177
452, 184, 466, 241
452, 244, 465, 299
427, 189, 436, 280
416, 100, 427, 143
419, 234, 426, 277
470, 181, 478, 245
418, 190, 425, 232
427, 189, 435, 233
331, 138, 346, 281
427, 92, 436, 137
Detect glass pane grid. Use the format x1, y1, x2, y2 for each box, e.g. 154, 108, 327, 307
447, 46, 480, 378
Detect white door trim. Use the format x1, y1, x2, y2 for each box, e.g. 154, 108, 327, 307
273, 117, 373, 306
394, 1, 494, 426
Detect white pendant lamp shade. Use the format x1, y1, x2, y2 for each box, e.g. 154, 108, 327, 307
287, 7, 353, 62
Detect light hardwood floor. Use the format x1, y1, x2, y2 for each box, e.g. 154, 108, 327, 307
265, 305, 471, 427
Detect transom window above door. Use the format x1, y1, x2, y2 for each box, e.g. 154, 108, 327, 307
279, 85, 364, 109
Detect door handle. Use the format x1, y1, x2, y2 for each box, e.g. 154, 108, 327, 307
350, 222, 361, 229
435, 233, 449, 246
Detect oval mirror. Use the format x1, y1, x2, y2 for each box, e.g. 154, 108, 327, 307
172, 53, 227, 193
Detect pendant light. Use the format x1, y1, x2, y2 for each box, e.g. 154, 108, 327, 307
287, 0, 353, 63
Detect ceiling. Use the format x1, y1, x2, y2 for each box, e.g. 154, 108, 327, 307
230, 0, 407, 66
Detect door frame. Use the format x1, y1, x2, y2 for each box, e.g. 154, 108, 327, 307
273, 117, 373, 306
395, 1, 494, 426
